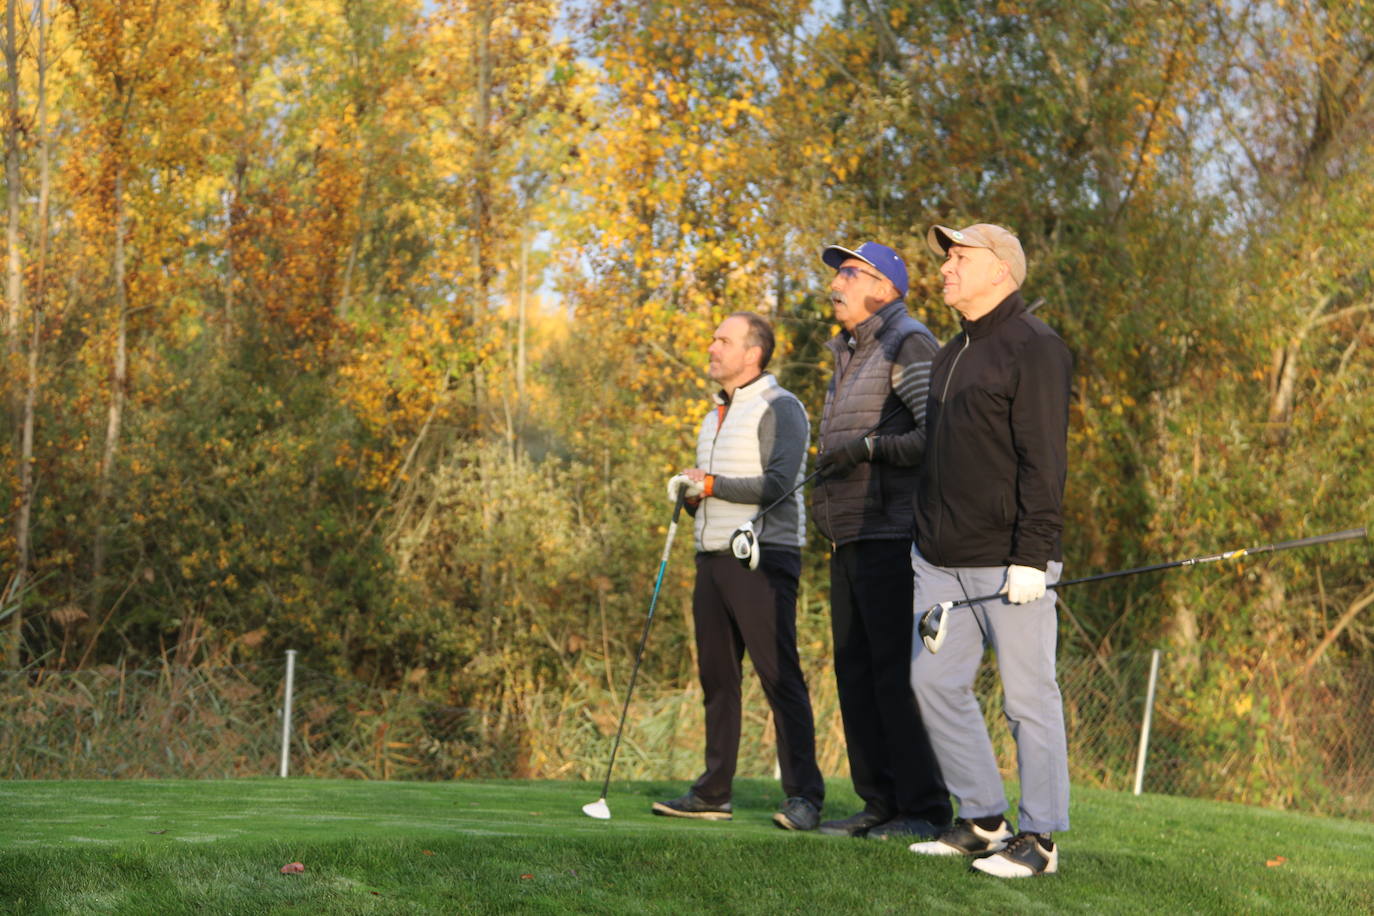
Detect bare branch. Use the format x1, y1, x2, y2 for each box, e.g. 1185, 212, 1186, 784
1294, 585, 1374, 682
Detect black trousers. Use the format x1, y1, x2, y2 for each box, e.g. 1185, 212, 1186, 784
690, 549, 824, 807
831, 539, 951, 823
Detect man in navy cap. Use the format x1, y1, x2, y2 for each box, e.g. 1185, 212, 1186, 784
811, 241, 952, 840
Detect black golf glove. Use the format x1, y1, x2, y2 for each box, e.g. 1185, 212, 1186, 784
817, 436, 875, 478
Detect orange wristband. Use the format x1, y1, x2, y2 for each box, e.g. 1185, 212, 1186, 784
703, 475, 715, 497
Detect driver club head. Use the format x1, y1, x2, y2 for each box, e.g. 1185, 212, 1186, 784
919, 601, 953, 654
730, 523, 760, 571
582, 798, 611, 820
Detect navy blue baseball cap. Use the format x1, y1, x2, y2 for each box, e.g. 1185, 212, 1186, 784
821, 241, 909, 298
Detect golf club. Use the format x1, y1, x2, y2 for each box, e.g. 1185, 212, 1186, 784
728, 401, 911, 569
582, 489, 688, 820
919, 526, 1369, 653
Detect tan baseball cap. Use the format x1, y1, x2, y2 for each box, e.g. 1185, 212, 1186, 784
926, 223, 1026, 287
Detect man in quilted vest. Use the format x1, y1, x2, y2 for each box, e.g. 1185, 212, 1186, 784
652, 312, 826, 831
811, 241, 953, 841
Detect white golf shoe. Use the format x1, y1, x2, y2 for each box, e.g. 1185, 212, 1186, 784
970, 831, 1058, 877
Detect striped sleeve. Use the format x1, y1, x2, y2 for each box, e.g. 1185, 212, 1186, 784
873, 331, 938, 466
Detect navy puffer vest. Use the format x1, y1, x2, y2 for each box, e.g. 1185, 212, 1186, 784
813, 301, 933, 546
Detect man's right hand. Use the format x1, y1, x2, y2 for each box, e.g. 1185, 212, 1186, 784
817, 436, 874, 478
667, 473, 705, 504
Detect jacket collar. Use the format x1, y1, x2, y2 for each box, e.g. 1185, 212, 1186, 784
714, 372, 771, 406
961, 289, 1024, 340
828, 298, 907, 354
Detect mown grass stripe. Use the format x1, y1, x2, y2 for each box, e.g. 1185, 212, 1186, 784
2, 778, 1372, 914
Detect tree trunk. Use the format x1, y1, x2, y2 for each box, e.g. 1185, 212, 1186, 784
226, 9, 247, 347
3, 0, 18, 348
9, 0, 52, 669
3, 0, 22, 665
214, 0, 252, 348
89, 167, 130, 630
467, 0, 493, 445
517, 232, 527, 406
472, 0, 492, 308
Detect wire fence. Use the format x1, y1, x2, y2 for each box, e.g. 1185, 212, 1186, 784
3, 650, 1372, 820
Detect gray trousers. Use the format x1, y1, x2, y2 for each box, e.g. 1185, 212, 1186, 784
908, 548, 1070, 834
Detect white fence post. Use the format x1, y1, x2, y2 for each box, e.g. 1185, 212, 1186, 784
279, 649, 297, 778
1133, 648, 1162, 795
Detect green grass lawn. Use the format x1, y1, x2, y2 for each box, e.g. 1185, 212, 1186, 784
2, 778, 1372, 914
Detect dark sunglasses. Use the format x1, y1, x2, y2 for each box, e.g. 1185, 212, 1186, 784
835, 265, 886, 283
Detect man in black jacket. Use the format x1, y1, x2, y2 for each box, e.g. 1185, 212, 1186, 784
906, 224, 1072, 878
811, 241, 952, 840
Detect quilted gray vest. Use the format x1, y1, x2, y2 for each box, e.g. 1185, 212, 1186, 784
813, 300, 933, 546
693, 374, 808, 552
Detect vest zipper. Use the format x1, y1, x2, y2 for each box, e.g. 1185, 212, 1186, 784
821, 338, 860, 548
704, 402, 727, 542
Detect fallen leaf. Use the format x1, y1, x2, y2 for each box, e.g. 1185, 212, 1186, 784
520, 873, 534, 880
1266, 856, 1287, 867
148, 830, 168, 835
422, 850, 435, 856
280, 862, 306, 875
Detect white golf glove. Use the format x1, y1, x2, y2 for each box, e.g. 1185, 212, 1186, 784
1001, 564, 1047, 604
666, 474, 705, 504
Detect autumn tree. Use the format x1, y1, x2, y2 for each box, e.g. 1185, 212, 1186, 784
1145, 0, 1374, 666
353, 0, 592, 695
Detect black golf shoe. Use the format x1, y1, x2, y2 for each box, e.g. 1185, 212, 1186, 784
651, 791, 732, 821
772, 796, 821, 831
818, 809, 888, 837
866, 815, 943, 841
908, 816, 1013, 856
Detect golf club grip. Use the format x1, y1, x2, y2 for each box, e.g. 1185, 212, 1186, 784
659, 492, 686, 564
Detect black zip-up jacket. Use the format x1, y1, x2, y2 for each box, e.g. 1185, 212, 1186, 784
913, 290, 1072, 570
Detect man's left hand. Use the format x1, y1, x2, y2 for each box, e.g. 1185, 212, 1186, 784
817, 436, 874, 477
1001, 564, 1047, 604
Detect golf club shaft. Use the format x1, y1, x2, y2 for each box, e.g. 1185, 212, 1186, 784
942, 526, 1368, 611
749, 401, 910, 524
594, 491, 687, 801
